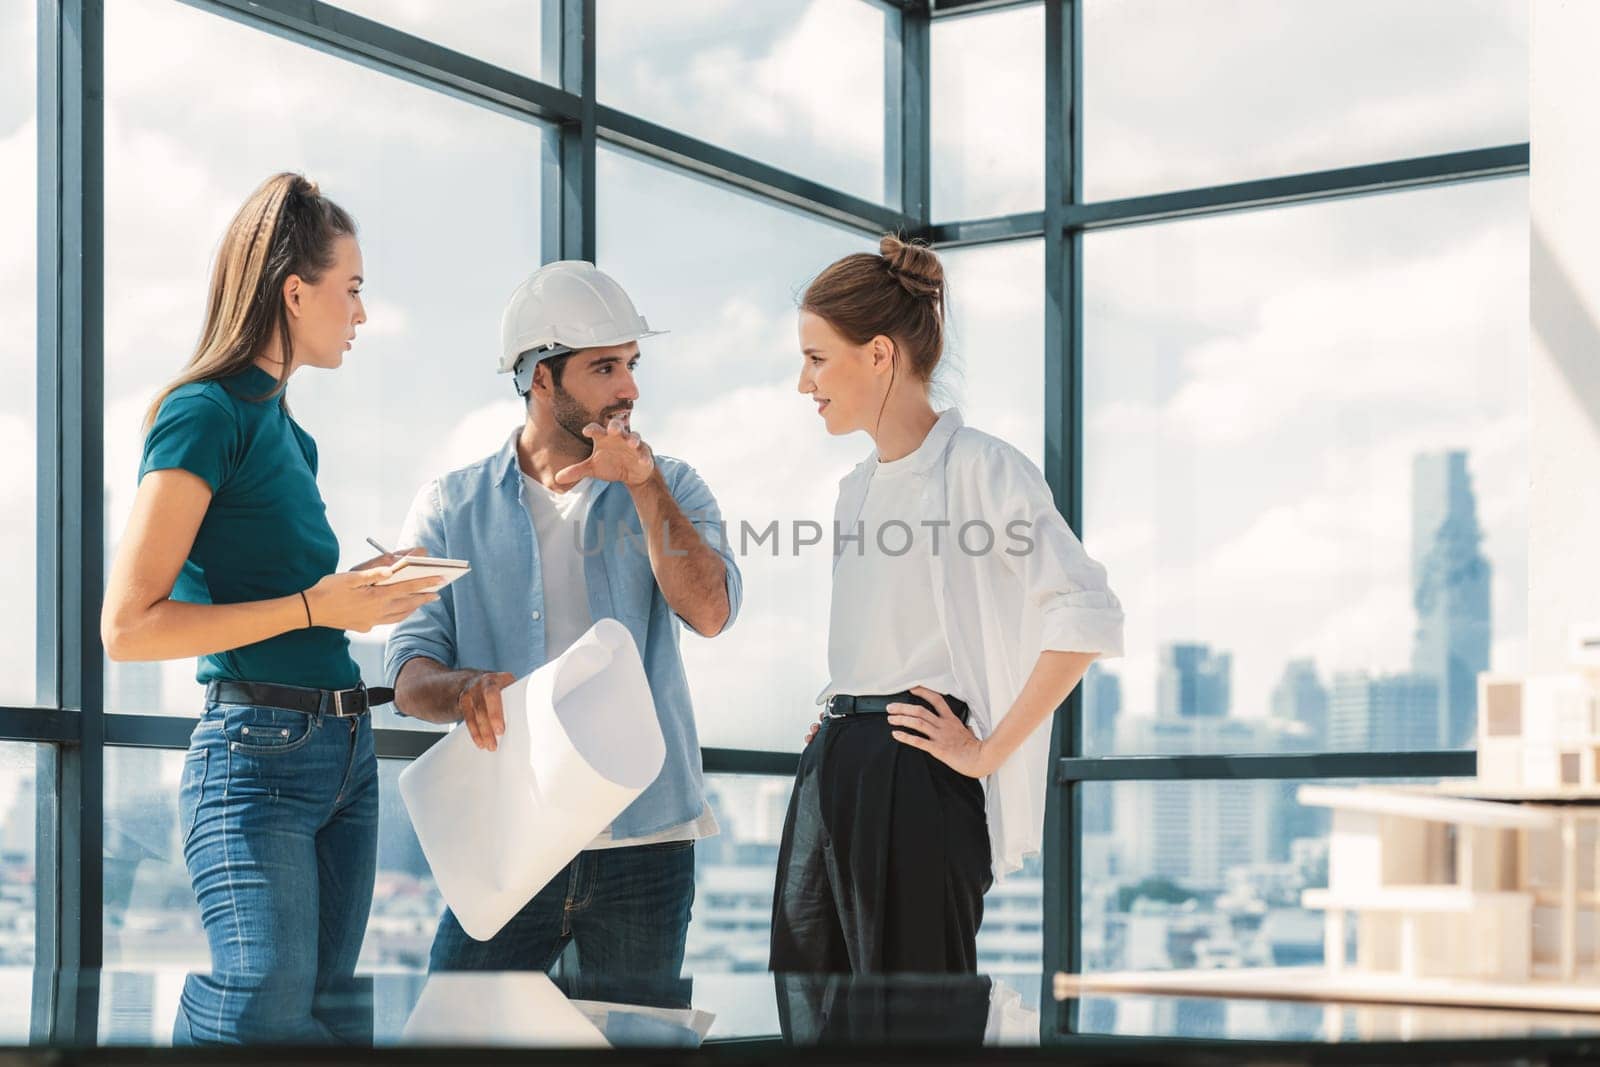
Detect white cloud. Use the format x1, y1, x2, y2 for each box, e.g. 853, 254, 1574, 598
334, 0, 541, 77
598, 0, 884, 198
358, 296, 411, 339
1082, 0, 1528, 198
930, 5, 1045, 219
425, 398, 526, 483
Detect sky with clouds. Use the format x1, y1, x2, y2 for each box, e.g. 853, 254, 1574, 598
1, 1, 1531, 764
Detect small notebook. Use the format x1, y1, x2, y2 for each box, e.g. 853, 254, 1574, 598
376, 555, 472, 588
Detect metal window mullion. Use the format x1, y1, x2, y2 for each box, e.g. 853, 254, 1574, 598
932, 0, 1042, 16
885, 1, 931, 223
595, 108, 912, 237
1040, 0, 1081, 991
95, 709, 812, 776
1059, 749, 1479, 783
923, 212, 1047, 248
184, 0, 581, 128
39, 0, 105, 1019
926, 146, 1527, 250
0, 707, 80, 744
543, 0, 594, 263
1067, 144, 1529, 231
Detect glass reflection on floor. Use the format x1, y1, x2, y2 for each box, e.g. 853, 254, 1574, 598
87, 967, 1041, 1048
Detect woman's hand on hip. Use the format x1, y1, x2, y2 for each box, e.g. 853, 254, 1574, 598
887, 686, 994, 779
804, 712, 823, 746
303, 565, 441, 634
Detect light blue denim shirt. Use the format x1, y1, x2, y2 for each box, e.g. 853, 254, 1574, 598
383, 432, 742, 838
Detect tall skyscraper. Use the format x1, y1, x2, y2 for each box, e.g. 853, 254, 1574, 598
1410, 451, 1492, 748
1156, 643, 1232, 719
1082, 662, 1123, 753
1270, 659, 1329, 748
1328, 671, 1440, 752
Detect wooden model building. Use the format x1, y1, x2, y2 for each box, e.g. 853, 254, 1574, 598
1299, 623, 1600, 986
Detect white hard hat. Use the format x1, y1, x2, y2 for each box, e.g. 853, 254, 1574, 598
499, 261, 665, 387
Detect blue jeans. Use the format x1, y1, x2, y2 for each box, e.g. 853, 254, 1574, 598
178, 699, 379, 1040
429, 841, 696, 977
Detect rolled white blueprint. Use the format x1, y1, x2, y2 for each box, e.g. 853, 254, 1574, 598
398, 617, 666, 941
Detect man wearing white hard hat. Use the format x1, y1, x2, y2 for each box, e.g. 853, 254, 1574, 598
383, 261, 742, 977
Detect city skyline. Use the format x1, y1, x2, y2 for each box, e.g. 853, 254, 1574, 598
1089, 447, 1496, 754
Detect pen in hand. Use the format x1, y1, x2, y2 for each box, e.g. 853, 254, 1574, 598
366, 537, 394, 557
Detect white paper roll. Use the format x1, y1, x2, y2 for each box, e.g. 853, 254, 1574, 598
399, 617, 666, 940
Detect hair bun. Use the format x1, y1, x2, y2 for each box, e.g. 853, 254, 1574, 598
879, 234, 945, 302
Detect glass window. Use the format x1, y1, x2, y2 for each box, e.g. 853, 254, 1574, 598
598, 145, 872, 753
0, 744, 45, 988
0, 742, 49, 1045
1083, 0, 1530, 201
597, 0, 888, 204
932, 6, 1045, 222
103, 748, 207, 968
686, 774, 787, 974
1079, 776, 1567, 983
1082, 178, 1528, 754
332, 0, 544, 80
103, 0, 545, 722
0, 0, 36, 708
364, 759, 444, 970
104, 748, 448, 969
939, 239, 1044, 467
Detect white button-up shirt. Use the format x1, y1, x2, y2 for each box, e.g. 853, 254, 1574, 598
821, 408, 1124, 879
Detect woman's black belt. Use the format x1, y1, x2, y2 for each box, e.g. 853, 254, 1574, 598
206, 679, 395, 718
824, 690, 969, 719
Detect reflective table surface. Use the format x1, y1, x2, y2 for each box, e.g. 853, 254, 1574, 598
5, 967, 1600, 1063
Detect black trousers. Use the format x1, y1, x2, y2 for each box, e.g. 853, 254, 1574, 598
774, 973, 993, 1046
768, 692, 993, 974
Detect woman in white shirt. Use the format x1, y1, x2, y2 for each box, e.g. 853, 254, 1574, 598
769, 235, 1125, 974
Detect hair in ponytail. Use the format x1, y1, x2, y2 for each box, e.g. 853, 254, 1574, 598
143, 172, 357, 431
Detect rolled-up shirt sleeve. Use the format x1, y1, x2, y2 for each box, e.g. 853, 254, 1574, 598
993, 445, 1124, 659
383, 481, 459, 695
667, 461, 742, 636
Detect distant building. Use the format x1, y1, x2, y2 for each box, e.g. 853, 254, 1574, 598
1270, 659, 1328, 749
1082, 663, 1122, 752
1411, 451, 1492, 749
1082, 664, 1123, 832
1328, 672, 1439, 752
1157, 644, 1232, 720
1113, 717, 1289, 886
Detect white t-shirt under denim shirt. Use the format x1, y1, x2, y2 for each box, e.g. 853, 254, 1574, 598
822, 425, 960, 703
521, 473, 718, 849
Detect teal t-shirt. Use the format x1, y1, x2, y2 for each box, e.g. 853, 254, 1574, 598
138, 365, 360, 691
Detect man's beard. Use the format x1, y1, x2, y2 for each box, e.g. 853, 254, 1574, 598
552, 386, 631, 455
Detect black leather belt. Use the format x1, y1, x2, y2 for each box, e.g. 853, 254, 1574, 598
206, 679, 395, 719
823, 690, 969, 720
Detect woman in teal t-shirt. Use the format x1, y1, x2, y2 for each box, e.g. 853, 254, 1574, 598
101, 173, 440, 1016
